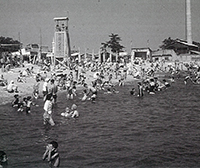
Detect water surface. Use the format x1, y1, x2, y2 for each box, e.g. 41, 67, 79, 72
1, 80, 200, 167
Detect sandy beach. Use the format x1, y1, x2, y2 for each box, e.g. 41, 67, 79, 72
0, 64, 40, 105
0, 63, 138, 105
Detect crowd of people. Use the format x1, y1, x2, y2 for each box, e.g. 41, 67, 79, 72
7, 59, 200, 125
1, 58, 200, 167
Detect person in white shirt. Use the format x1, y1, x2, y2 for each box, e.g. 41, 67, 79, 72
43, 94, 55, 126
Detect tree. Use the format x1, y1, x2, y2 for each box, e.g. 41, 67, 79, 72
107, 33, 124, 54
100, 42, 108, 53
0, 36, 21, 52
159, 37, 176, 50
101, 33, 124, 54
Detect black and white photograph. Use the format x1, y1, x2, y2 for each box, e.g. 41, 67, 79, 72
0, 0, 200, 167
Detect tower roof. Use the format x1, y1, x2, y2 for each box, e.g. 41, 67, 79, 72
54, 17, 68, 21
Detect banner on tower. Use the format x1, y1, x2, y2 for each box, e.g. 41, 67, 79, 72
55, 32, 65, 57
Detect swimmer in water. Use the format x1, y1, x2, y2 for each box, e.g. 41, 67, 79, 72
61, 107, 71, 118
11, 94, 19, 107
82, 83, 97, 102
70, 104, 79, 118
163, 79, 170, 87
0, 151, 8, 168
43, 141, 60, 167
81, 84, 88, 101
184, 75, 191, 85
130, 88, 136, 95
26, 96, 34, 114
33, 82, 40, 99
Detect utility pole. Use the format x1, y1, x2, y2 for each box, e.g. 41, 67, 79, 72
18, 32, 23, 65
39, 28, 42, 62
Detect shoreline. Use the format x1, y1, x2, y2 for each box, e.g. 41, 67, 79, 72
0, 62, 182, 106
0, 67, 135, 106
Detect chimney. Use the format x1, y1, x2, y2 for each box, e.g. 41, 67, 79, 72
186, 0, 192, 44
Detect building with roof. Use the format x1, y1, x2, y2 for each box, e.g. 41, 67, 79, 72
151, 49, 178, 62
155, 39, 200, 62
131, 48, 152, 64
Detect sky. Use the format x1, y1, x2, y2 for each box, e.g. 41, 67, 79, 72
0, 0, 200, 53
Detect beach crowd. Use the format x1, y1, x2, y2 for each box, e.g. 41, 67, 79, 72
1, 58, 200, 167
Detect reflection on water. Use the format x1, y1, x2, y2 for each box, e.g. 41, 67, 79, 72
0, 80, 200, 168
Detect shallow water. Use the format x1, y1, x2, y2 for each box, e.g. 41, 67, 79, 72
1, 80, 200, 168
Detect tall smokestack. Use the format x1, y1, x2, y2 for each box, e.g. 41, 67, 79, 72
186, 0, 192, 44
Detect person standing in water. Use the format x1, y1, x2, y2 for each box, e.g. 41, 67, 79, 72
48, 79, 58, 104
137, 82, 144, 97
43, 94, 55, 126
42, 78, 49, 101
43, 141, 60, 167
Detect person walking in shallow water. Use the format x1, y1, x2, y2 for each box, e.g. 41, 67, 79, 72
137, 82, 144, 97
48, 79, 58, 104
42, 78, 49, 101
43, 94, 55, 126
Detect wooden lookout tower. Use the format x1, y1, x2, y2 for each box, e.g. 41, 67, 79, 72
53, 17, 71, 67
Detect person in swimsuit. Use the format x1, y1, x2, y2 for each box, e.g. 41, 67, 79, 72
26, 96, 33, 114
11, 94, 19, 107
88, 82, 97, 102
130, 88, 136, 95
43, 94, 55, 126
43, 141, 60, 167
61, 107, 71, 118
42, 78, 49, 101
0, 151, 8, 168
33, 81, 40, 99
137, 82, 144, 97
48, 79, 58, 104
70, 104, 79, 118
